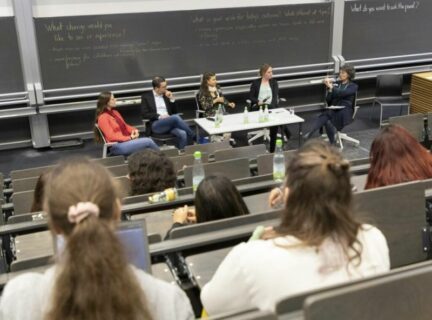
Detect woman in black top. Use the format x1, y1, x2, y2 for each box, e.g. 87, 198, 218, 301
305, 64, 358, 144
249, 64, 291, 153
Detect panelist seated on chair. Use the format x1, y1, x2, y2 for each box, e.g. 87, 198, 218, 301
198, 72, 235, 118
95, 91, 159, 157
249, 64, 291, 153
305, 64, 358, 144
141, 76, 195, 150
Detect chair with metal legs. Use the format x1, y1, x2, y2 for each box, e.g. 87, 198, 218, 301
373, 74, 409, 126
95, 124, 118, 158
245, 98, 288, 145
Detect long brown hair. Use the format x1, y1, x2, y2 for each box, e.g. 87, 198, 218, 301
44, 158, 152, 320
274, 140, 362, 267
94, 91, 112, 143
195, 175, 249, 222
199, 72, 216, 97
365, 124, 432, 189
30, 170, 50, 212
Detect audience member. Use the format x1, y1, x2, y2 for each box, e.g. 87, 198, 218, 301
305, 64, 358, 144
168, 175, 249, 234
127, 149, 177, 196
0, 159, 194, 320
141, 76, 195, 150
95, 91, 158, 157
249, 63, 291, 152
365, 124, 432, 189
201, 140, 390, 314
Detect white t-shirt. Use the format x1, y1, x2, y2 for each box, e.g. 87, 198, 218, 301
258, 83, 273, 105
0, 265, 194, 320
201, 224, 390, 315
153, 90, 169, 116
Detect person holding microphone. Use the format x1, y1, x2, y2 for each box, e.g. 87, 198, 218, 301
304, 64, 358, 144
198, 72, 235, 118
249, 64, 291, 153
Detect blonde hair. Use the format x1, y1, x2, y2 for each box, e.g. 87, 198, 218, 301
259, 63, 272, 77
44, 158, 152, 320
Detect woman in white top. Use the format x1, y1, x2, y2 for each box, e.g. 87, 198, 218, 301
201, 140, 390, 315
0, 159, 194, 320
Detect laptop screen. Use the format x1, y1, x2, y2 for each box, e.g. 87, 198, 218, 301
118, 222, 151, 273
54, 220, 151, 273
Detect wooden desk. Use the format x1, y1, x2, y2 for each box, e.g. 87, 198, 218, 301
410, 72, 432, 114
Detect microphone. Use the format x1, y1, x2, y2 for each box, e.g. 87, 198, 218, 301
310, 78, 337, 84
216, 85, 223, 97
263, 96, 270, 103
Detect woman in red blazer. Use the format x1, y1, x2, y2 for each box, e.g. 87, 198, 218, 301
94, 92, 158, 156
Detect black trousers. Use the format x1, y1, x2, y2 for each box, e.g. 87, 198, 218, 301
309, 110, 337, 144
269, 125, 291, 152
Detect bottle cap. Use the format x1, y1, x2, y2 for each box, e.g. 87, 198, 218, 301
194, 151, 202, 159
276, 139, 283, 147
165, 188, 177, 201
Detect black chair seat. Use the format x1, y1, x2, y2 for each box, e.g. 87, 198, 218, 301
376, 96, 407, 104
373, 74, 409, 126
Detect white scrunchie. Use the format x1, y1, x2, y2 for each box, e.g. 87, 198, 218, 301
67, 202, 100, 224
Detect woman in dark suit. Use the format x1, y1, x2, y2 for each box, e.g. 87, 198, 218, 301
305, 64, 358, 144
249, 64, 290, 153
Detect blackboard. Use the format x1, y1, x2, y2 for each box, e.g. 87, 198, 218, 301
0, 17, 25, 95
342, 0, 431, 61
34, 3, 333, 91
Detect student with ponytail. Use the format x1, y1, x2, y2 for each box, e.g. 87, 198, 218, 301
0, 159, 194, 320
201, 140, 390, 315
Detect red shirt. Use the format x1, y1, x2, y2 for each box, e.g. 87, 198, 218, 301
97, 109, 137, 142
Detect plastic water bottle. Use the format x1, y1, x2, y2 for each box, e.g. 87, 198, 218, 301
214, 108, 221, 128
264, 105, 269, 122
192, 151, 205, 192
258, 105, 264, 123
243, 106, 249, 124
215, 105, 223, 128
273, 139, 285, 182
148, 188, 178, 203
218, 105, 224, 123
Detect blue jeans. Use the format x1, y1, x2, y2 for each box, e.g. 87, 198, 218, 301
151, 114, 195, 149
110, 137, 159, 157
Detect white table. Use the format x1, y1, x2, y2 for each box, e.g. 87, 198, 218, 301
194, 108, 305, 147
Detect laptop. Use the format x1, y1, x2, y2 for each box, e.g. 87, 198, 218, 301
54, 220, 152, 274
